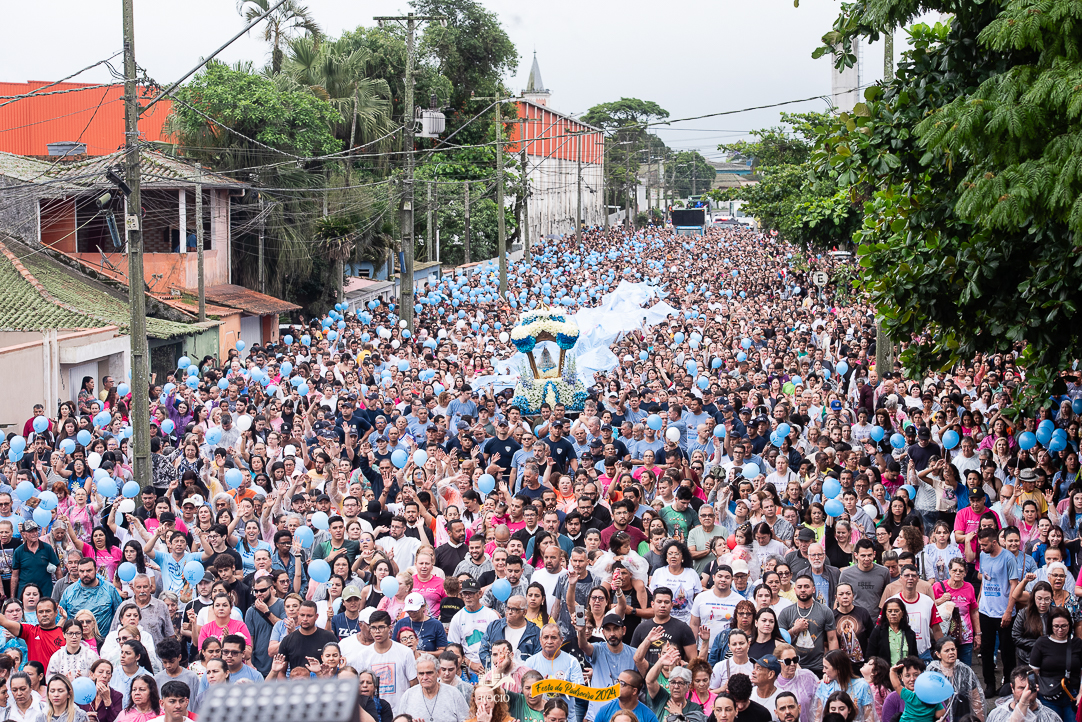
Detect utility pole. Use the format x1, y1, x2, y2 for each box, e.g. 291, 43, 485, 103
463, 181, 471, 265
470, 90, 508, 295
426, 182, 434, 262
258, 192, 265, 294
876, 28, 895, 378
520, 146, 530, 263
122, 0, 149, 490
196, 180, 205, 322
374, 12, 444, 331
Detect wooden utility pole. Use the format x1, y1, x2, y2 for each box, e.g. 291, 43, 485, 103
426, 181, 434, 262
258, 192, 265, 294
463, 181, 471, 265
196, 181, 205, 322
374, 13, 444, 331
520, 147, 530, 263
470, 90, 508, 295
122, 0, 149, 489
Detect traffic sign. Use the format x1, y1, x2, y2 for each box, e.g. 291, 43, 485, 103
811, 271, 828, 287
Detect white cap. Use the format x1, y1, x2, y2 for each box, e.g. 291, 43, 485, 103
403, 593, 426, 612
186, 495, 204, 508
730, 559, 750, 575
284, 445, 297, 457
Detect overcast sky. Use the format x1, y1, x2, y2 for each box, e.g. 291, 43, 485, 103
2, 0, 920, 157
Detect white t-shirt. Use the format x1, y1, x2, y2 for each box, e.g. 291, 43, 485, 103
765, 470, 798, 491
377, 535, 424, 570
447, 606, 501, 662
349, 641, 418, 710
754, 686, 783, 720
888, 592, 942, 654
690, 589, 744, 645
710, 658, 754, 689
504, 623, 527, 659
649, 567, 703, 623
530, 568, 567, 615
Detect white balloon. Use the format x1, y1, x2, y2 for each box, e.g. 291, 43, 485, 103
400, 320, 408, 329
87, 452, 102, 470
236, 414, 253, 431
438, 329, 448, 338
379, 328, 392, 339
391, 340, 401, 349
862, 504, 880, 520
118, 499, 136, 514
499, 332, 510, 343
665, 427, 681, 443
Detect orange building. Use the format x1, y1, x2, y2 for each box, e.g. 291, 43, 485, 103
506, 55, 605, 240
0, 81, 172, 157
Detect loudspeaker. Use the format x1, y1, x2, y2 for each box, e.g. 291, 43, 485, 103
198, 677, 360, 722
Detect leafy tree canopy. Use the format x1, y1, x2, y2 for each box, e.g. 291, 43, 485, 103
812, 0, 1082, 411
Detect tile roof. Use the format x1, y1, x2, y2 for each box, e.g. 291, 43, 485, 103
0, 149, 246, 192
0, 235, 202, 339
200, 284, 300, 316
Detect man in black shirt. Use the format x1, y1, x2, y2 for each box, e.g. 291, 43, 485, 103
434, 520, 468, 576
544, 424, 577, 475
728, 672, 772, 722
277, 600, 338, 672
483, 420, 521, 483
907, 426, 941, 472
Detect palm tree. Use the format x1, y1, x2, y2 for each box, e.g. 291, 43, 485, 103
237, 0, 322, 74
281, 35, 395, 161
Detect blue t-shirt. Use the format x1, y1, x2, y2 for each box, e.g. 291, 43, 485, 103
594, 700, 659, 722
587, 644, 640, 721
812, 572, 831, 606
154, 550, 201, 593
978, 547, 1020, 617
235, 539, 273, 575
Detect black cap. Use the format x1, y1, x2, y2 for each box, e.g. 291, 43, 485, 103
461, 579, 481, 594
601, 613, 625, 627
796, 527, 816, 542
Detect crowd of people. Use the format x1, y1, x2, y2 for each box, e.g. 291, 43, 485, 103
1, 224, 1081, 722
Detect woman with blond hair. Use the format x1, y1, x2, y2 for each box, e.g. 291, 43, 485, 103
466, 684, 512, 722
45, 674, 89, 722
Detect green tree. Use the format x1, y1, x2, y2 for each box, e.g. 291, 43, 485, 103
280, 35, 395, 156
165, 61, 347, 308
582, 98, 670, 218
237, 0, 322, 74
669, 151, 715, 198
711, 111, 857, 247
813, 0, 1082, 410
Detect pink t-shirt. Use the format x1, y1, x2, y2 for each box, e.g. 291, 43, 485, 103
932, 580, 977, 643
197, 617, 252, 647
953, 506, 983, 563
412, 574, 446, 617
80, 542, 123, 580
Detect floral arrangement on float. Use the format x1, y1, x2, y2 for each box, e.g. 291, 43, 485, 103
510, 307, 587, 414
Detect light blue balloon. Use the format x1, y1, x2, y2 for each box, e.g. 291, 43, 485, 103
381, 576, 400, 597
822, 478, 841, 499
97, 478, 118, 498
294, 526, 314, 548
32, 416, 49, 434
225, 468, 244, 489
942, 430, 960, 450
491, 578, 512, 602
870, 426, 885, 442
741, 463, 759, 479
15, 481, 35, 501
183, 560, 205, 585
714, 426, 726, 439
308, 560, 331, 584
824, 499, 844, 517
73, 677, 95, 706
647, 414, 663, 431
311, 512, 329, 530
890, 433, 906, 449
122, 481, 140, 498
33, 507, 53, 529
478, 474, 496, 495
914, 672, 954, 705
37, 491, 58, 511
1018, 431, 1037, 450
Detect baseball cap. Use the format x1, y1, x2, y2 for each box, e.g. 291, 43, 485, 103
917, 427, 931, 439
754, 654, 782, 675
601, 613, 625, 628
342, 585, 362, 601
358, 607, 377, 624
22, 521, 39, 532
200, 572, 215, 584
461, 579, 481, 595
601, 424, 612, 432
590, 439, 604, 448
730, 559, 750, 575
796, 527, 816, 542
403, 592, 425, 612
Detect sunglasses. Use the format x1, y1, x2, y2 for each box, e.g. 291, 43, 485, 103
780, 658, 797, 665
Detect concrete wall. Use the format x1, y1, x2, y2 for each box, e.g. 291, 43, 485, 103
524, 156, 605, 240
